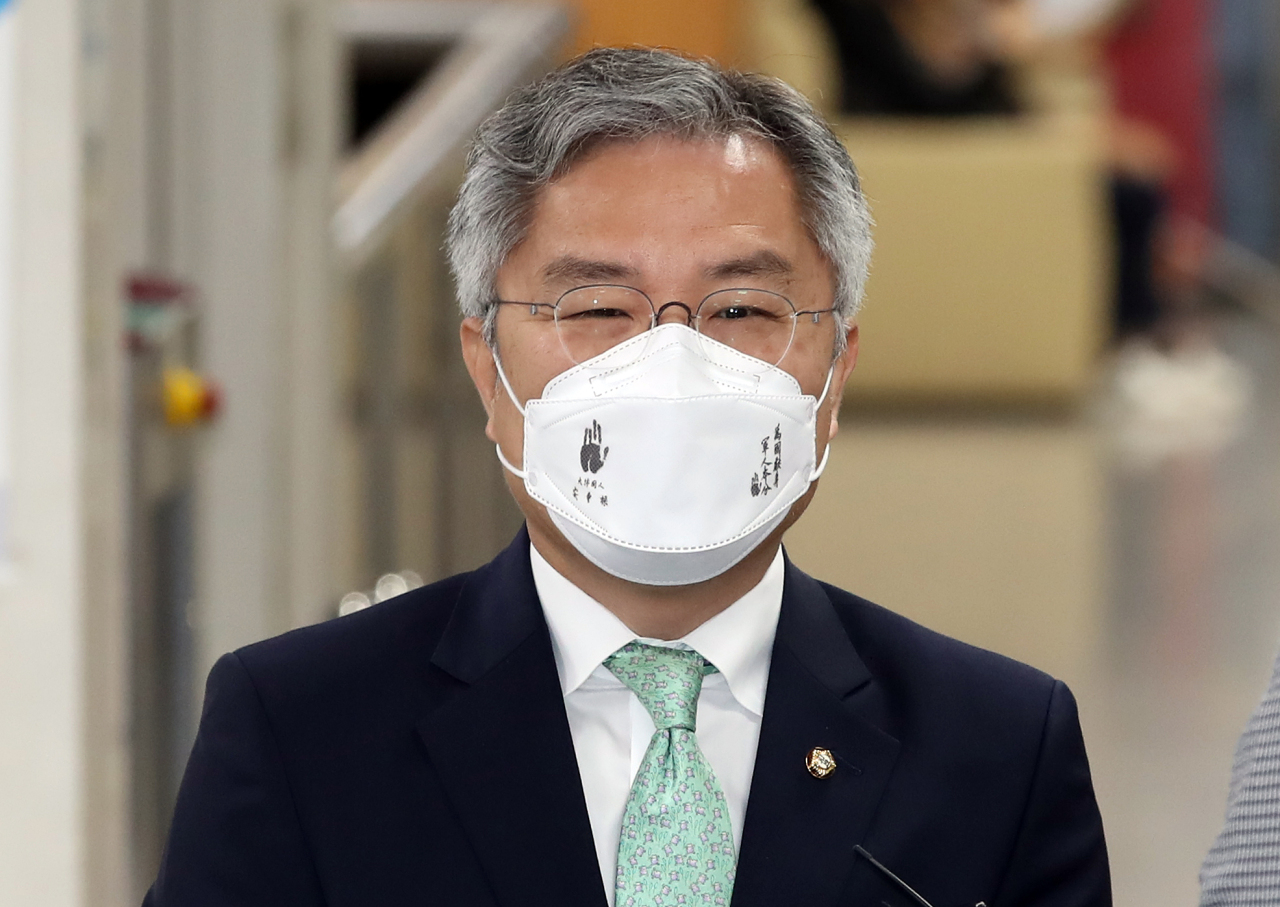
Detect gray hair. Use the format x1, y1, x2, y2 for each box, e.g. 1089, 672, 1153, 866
445, 47, 872, 345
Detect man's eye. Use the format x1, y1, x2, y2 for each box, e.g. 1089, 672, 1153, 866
714, 305, 768, 320
564, 307, 632, 320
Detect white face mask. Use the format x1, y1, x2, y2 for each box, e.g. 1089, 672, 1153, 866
494, 324, 833, 586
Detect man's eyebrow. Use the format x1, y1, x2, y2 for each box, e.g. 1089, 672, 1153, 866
704, 250, 795, 281
541, 256, 640, 285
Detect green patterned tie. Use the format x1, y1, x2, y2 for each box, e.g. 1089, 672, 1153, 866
604, 641, 737, 907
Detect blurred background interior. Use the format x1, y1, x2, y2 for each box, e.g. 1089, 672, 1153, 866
1, 0, 1279, 903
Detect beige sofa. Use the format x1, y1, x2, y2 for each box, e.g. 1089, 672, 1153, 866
744, 0, 1111, 406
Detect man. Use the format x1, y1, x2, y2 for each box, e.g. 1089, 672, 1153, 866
147, 48, 1110, 907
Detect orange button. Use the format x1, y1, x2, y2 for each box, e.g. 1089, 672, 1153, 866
162, 367, 221, 427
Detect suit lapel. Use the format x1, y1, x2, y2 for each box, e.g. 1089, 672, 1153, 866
732, 558, 902, 907
416, 530, 607, 907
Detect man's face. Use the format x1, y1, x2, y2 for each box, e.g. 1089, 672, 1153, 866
461, 133, 858, 549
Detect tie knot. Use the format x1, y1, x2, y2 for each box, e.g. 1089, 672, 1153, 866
604, 641, 718, 731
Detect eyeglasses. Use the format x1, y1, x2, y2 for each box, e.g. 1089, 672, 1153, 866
494, 284, 836, 367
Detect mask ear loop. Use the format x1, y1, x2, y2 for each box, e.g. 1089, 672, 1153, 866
493, 350, 527, 417
809, 364, 837, 481
492, 350, 528, 479
810, 442, 832, 481
815, 364, 835, 408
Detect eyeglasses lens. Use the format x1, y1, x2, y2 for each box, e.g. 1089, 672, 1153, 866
695, 289, 796, 366
554, 286, 654, 363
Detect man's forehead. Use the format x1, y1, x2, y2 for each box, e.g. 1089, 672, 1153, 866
493, 130, 827, 296
526, 133, 804, 242
554, 131, 783, 183
537, 250, 796, 285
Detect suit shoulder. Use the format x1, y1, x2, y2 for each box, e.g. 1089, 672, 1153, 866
229, 571, 472, 694
816, 580, 1064, 733
820, 580, 1056, 685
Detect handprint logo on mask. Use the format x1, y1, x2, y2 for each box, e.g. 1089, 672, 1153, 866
580, 420, 609, 474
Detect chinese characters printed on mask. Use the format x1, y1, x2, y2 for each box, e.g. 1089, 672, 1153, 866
751, 425, 782, 498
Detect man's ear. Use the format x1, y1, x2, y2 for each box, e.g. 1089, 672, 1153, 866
460, 316, 501, 441
825, 322, 858, 441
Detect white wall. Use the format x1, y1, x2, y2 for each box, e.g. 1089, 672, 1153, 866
0, 0, 86, 903
0, 0, 339, 901
126, 0, 338, 895
161, 0, 338, 687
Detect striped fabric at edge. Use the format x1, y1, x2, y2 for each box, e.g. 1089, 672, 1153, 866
1201, 647, 1280, 905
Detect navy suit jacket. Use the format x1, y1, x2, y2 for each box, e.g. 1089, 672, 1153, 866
146, 528, 1110, 906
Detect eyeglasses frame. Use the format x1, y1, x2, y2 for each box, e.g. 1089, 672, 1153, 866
492, 283, 838, 366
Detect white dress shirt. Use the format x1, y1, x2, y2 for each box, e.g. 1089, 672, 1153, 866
530, 543, 783, 904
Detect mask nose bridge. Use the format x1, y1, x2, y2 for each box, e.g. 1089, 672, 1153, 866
586, 332, 764, 396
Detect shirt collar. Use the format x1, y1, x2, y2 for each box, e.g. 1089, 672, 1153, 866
530, 543, 783, 718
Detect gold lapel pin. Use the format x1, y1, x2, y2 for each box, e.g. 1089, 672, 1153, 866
805, 746, 837, 779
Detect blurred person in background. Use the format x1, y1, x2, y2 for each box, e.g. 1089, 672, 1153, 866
1093, 0, 1254, 451
143, 48, 1110, 907
1099, 0, 1217, 342
810, 0, 1031, 114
